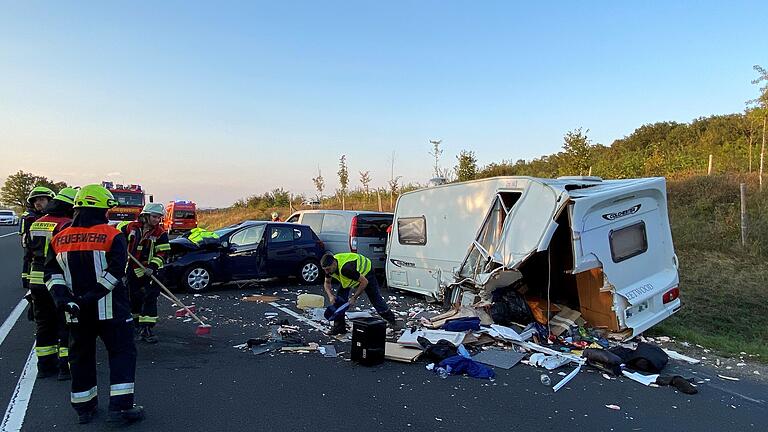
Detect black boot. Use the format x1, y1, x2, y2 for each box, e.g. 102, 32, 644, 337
141, 326, 158, 344
57, 364, 71, 381
380, 310, 401, 330
328, 319, 348, 336
107, 405, 145, 424
77, 406, 98, 424
36, 367, 58, 379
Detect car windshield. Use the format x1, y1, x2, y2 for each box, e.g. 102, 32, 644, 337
215, 227, 237, 237
174, 210, 196, 219
112, 192, 145, 206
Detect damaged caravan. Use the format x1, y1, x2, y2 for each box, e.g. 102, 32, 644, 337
386, 176, 680, 339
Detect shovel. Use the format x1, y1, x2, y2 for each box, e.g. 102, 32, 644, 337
128, 254, 212, 336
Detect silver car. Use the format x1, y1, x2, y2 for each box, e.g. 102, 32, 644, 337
0, 209, 19, 226
286, 210, 393, 274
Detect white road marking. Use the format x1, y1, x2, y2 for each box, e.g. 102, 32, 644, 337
1, 346, 37, 432
0, 232, 19, 239
0, 299, 27, 347
268, 302, 328, 332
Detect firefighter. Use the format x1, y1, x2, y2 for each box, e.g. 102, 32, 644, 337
120, 203, 169, 344
44, 184, 144, 424
320, 252, 399, 335
27, 187, 78, 380
20, 186, 55, 289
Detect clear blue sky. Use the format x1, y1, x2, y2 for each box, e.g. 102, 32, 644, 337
1, 1, 766, 207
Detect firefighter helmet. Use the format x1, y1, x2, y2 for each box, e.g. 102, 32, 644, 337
74, 184, 119, 209
53, 187, 79, 205
140, 203, 165, 217
26, 186, 56, 205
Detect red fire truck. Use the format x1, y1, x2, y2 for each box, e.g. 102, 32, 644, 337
101, 181, 151, 224
163, 200, 198, 234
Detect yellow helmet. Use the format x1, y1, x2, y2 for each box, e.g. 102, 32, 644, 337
74, 184, 119, 209
53, 187, 79, 205
27, 186, 56, 205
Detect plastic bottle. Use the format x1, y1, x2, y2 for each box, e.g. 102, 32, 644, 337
437, 367, 450, 379
540, 374, 552, 386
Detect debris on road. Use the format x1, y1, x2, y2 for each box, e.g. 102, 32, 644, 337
717, 374, 740, 381
243, 295, 281, 303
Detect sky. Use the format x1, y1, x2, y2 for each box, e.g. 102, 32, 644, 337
1, 1, 767, 208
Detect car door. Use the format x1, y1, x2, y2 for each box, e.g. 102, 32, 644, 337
227, 225, 266, 279
318, 213, 348, 254
265, 225, 297, 277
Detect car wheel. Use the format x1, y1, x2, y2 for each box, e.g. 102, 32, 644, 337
182, 265, 212, 292
298, 260, 321, 284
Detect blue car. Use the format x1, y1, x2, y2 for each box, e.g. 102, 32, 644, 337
164, 221, 325, 292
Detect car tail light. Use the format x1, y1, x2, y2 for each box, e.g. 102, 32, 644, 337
349, 216, 358, 252
662, 287, 680, 304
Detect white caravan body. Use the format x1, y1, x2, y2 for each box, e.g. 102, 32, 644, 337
386, 176, 680, 338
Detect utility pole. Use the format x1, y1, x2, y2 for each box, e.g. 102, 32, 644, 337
429, 139, 443, 178
761, 117, 766, 191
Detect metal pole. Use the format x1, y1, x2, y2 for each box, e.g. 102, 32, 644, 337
377, 190, 383, 212
761, 117, 766, 192
708, 154, 713, 175
740, 183, 747, 247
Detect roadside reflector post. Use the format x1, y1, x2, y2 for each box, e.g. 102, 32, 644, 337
740, 183, 747, 247
708, 154, 713, 175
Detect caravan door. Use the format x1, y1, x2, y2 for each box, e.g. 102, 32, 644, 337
569, 178, 680, 336
459, 181, 563, 285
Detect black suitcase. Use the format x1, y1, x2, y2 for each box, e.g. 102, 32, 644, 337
351, 317, 386, 366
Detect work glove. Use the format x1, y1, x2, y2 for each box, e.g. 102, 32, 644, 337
60, 299, 81, 324
143, 267, 154, 277
64, 302, 81, 318
134, 267, 145, 278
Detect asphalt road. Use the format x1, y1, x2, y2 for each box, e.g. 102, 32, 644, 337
0, 224, 766, 431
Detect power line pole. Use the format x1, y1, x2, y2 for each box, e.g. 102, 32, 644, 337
429, 139, 443, 178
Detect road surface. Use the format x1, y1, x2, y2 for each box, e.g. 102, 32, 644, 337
0, 225, 765, 431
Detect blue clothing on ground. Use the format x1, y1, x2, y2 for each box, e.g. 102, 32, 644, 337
438, 355, 495, 379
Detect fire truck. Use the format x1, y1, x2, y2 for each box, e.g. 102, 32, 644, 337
163, 200, 198, 234
101, 181, 152, 224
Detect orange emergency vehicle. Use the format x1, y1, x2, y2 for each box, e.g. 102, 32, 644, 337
102, 181, 148, 223
164, 200, 197, 234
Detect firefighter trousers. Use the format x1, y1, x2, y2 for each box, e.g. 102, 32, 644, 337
21, 258, 31, 289
128, 273, 159, 328
69, 317, 137, 414
29, 284, 69, 373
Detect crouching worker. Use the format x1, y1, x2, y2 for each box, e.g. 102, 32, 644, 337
321, 252, 398, 335
44, 184, 144, 425
120, 203, 169, 344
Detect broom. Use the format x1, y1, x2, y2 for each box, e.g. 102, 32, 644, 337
128, 254, 212, 336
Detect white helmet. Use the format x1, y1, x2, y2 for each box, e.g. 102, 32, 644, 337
140, 203, 165, 217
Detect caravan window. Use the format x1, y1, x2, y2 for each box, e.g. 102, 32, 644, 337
610, 221, 648, 263
398, 217, 426, 245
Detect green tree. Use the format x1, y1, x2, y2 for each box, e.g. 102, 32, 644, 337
337, 155, 349, 208
560, 128, 593, 176
359, 170, 371, 199
454, 150, 478, 181
312, 167, 325, 200
270, 188, 290, 207
0, 170, 67, 208
749, 65, 768, 189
